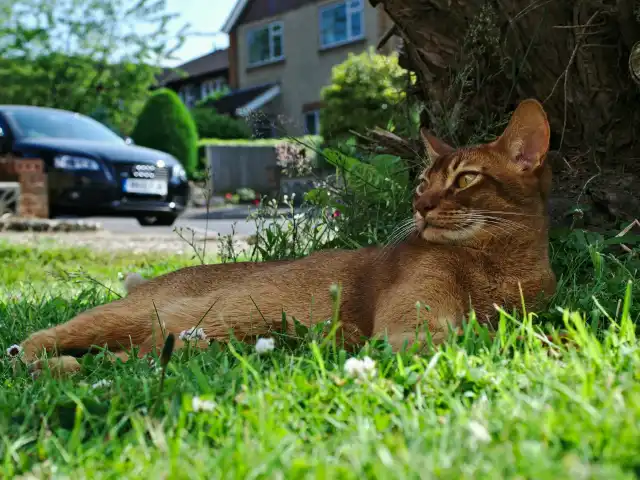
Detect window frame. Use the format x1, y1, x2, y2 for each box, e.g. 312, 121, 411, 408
200, 78, 226, 99
303, 110, 321, 135
247, 21, 285, 67
319, 0, 365, 50
178, 84, 197, 107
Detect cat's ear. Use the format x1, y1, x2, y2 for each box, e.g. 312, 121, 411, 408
420, 127, 454, 163
495, 99, 550, 172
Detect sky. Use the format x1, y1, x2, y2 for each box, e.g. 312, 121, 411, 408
164, 0, 237, 66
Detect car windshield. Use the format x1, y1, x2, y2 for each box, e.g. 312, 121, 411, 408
7, 109, 125, 144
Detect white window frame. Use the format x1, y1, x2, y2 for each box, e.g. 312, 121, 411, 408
319, 0, 365, 49
304, 110, 321, 135
178, 85, 196, 107
200, 80, 214, 99
247, 21, 284, 67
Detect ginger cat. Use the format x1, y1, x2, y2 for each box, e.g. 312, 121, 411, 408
15, 99, 556, 376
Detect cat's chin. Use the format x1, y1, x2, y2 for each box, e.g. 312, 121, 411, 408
420, 223, 482, 244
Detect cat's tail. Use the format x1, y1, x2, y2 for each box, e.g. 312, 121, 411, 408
123, 272, 147, 295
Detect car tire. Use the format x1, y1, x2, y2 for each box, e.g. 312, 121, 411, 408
137, 213, 178, 227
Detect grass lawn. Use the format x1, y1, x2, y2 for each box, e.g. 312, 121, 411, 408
1, 231, 639, 478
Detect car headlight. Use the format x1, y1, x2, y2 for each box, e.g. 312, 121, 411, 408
54, 155, 100, 171
171, 164, 187, 183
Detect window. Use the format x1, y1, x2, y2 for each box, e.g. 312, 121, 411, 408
304, 110, 321, 135
200, 78, 225, 99
178, 84, 198, 107
320, 0, 364, 49
247, 22, 284, 66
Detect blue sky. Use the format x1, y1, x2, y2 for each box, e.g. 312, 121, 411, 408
164, 0, 236, 66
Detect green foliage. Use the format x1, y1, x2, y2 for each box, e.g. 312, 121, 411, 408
190, 108, 252, 140
0, 0, 189, 134
321, 47, 417, 143
302, 147, 413, 248
131, 88, 198, 176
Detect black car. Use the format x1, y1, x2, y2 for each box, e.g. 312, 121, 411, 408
0, 105, 189, 226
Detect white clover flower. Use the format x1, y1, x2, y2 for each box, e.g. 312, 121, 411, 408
255, 337, 275, 354
6, 344, 22, 358
179, 327, 208, 342
91, 379, 112, 389
344, 356, 377, 380
192, 396, 216, 412
468, 420, 491, 443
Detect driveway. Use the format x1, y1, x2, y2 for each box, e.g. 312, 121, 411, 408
60, 206, 286, 236
1, 206, 297, 255
90, 210, 259, 236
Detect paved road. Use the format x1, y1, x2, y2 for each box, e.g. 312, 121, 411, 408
62, 207, 284, 236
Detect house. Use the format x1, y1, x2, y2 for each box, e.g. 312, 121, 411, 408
156, 49, 229, 108
220, 0, 400, 137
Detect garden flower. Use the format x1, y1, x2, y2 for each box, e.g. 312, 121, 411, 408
192, 396, 216, 412
255, 337, 275, 354
91, 379, 112, 389
179, 327, 208, 342
344, 356, 376, 379
6, 344, 22, 357
468, 420, 491, 443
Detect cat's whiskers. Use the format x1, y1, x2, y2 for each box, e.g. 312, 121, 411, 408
374, 217, 418, 263
466, 214, 531, 234
462, 212, 529, 229
463, 217, 527, 237
442, 212, 530, 238
470, 209, 545, 218
384, 217, 417, 247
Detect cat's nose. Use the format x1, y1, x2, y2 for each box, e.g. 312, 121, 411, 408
414, 193, 439, 216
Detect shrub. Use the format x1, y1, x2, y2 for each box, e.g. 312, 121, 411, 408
191, 107, 252, 140
130, 88, 198, 176
321, 48, 416, 143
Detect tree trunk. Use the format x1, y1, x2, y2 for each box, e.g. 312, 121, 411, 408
371, 0, 640, 229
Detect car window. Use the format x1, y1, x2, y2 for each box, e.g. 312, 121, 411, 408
6, 109, 124, 144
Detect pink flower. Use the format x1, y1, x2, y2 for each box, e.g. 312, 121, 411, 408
332, 210, 341, 218
253, 199, 260, 205
225, 193, 233, 200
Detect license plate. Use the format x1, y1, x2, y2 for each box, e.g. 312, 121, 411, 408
123, 179, 168, 196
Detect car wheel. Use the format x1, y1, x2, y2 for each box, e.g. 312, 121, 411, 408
137, 213, 178, 227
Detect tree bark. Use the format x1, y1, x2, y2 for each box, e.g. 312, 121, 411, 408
371, 0, 640, 227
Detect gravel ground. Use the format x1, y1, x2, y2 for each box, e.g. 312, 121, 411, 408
0, 230, 253, 256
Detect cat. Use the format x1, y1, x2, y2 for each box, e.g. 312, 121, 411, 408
14, 98, 556, 377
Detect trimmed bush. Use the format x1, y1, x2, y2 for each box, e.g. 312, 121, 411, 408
131, 88, 198, 176
191, 107, 252, 140
321, 48, 414, 143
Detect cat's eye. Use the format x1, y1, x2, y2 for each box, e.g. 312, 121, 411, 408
456, 173, 477, 189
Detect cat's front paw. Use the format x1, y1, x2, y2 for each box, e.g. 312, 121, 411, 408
28, 356, 81, 379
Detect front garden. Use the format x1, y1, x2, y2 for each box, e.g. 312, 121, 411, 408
1, 138, 639, 476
